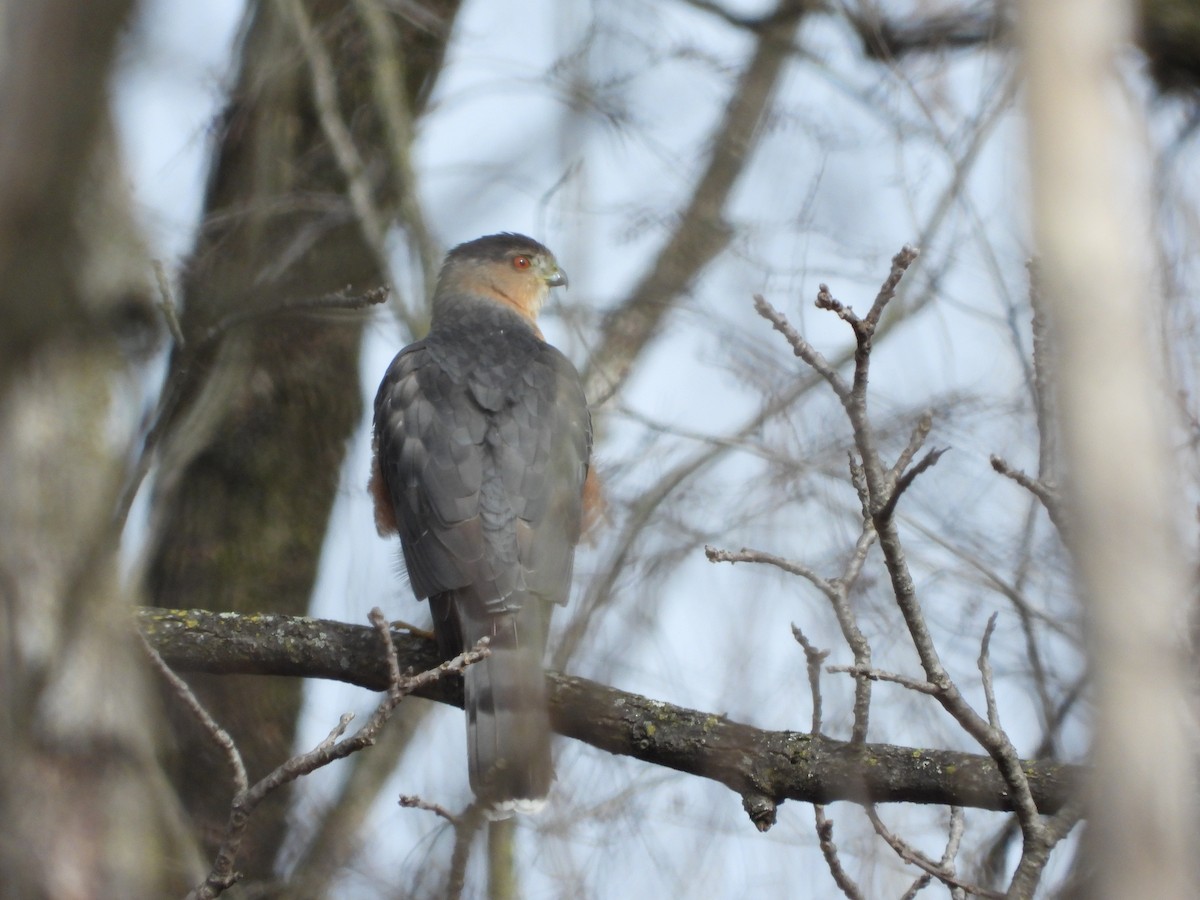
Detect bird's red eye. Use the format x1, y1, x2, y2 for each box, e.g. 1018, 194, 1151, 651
513, 255, 532, 270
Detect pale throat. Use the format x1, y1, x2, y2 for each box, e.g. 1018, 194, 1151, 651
437, 264, 549, 324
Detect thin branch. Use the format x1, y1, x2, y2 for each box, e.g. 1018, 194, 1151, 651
867, 806, 1002, 899
140, 634, 247, 793
353, 0, 440, 296
752, 293, 851, 402
866, 244, 921, 329
791, 624, 830, 736
834, 511, 877, 595
942, 806, 968, 883
399, 794, 459, 825
1007, 791, 1087, 898
877, 445, 948, 521
709, 533, 876, 741
890, 410, 933, 482
816, 812, 867, 900
978, 613, 1001, 729
280, 0, 419, 333
445, 803, 488, 900
706, 544, 835, 596
826, 665, 941, 696
184, 609, 488, 899
797, 248, 1049, 854
989, 454, 1067, 535
898, 874, 933, 900
904, 807, 967, 900
582, 0, 810, 402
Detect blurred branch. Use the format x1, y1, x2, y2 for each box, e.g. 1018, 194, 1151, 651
0, 0, 136, 382
989, 454, 1067, 535
866, 805, 996, 898
282, 0, 420, 332
354, 0, 441, 297
684, 0, 1007, 59
1022, 0, 1198, 896
137, 607, 1082, 827
163, 609, 488, 900
287, 700, 431, 893
581, 0, 809, 403
115, 284, 388, 531
0, 6, 190, 886
846, 1, 1008, 61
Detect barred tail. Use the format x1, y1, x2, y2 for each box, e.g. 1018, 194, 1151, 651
460, 606, 553, 815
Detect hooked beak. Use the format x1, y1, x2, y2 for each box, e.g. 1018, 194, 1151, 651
546, 267, 569, 289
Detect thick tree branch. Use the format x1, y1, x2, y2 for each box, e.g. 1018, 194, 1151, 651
138, 608, 1081, 830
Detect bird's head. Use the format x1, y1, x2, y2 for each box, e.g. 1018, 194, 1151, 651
435, 232, 568, 324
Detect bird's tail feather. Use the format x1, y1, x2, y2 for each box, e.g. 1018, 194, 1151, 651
463, 614, 553, 816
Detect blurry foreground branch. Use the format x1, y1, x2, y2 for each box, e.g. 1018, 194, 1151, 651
1021, 0, 1198, 896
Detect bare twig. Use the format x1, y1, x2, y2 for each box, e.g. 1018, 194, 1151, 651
709, 534, 876, 741
779, 248, 1052, 869
867, 806, 1002, 899
877, 445, 948, 521
867, 245, 921, 328
942, 807, 968, 897
826, 665, 941, 696
185, 609, 488, 899
900, 806, 967, 900
752, 293, 851, 402
890, 411, 933, 482
898, 874, 933, 900
815, 812, 867, 900
445, 802, 489, 900
978, 613, 1001, 729
140, 634, 247, 793
706, 544, 834, 596
399, 794, 459, 825
1008, 791, 1088, 898
989, 454, 1066, 535
791, 624, 829, 735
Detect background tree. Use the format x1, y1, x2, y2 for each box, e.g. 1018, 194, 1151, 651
3, 0, 1199, 897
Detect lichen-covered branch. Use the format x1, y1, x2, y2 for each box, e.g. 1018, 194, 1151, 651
137, 607, 1081, 831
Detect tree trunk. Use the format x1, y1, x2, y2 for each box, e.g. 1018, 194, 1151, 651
142, 0, 462, 883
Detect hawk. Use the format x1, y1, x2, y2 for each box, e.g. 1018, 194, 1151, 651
370, 233, 593, 814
